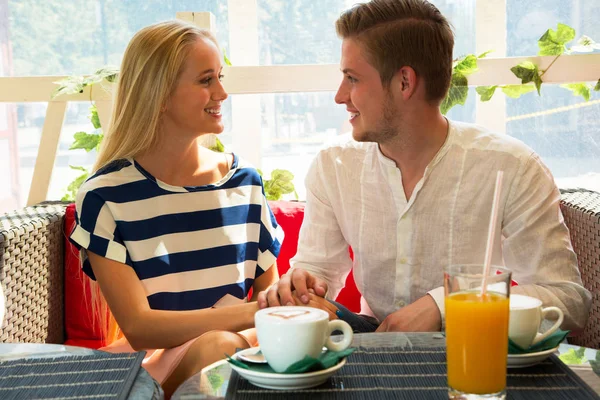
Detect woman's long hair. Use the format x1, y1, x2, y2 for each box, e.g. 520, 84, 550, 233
93, 20, 218, 172
87, 20, 219, 345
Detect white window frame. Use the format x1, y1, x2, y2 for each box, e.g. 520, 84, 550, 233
0, 5, 598, 206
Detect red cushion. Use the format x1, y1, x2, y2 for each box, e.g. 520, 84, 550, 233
64, 204, 108, 347
268, 201, 361, 312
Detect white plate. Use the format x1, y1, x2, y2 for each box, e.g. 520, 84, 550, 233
507, 346, 559, 368
230, 347, 346, 390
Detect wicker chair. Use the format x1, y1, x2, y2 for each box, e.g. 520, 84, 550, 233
0, 191, 599, 347
559, 189, 600, 348
0, 202, 67, 343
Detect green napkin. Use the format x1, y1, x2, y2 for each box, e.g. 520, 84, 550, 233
508, 329, 570, 355
226, 347, 356, 374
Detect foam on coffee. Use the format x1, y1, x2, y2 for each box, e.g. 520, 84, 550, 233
262, 307, 325, 323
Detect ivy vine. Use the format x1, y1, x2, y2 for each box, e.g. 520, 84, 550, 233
53, 23, 598, 200
52, 56, 296, 201
465, 23, 599, 111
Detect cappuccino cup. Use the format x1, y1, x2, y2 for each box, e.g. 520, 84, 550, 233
509, 294, 564, 349
255, 306, 353, 373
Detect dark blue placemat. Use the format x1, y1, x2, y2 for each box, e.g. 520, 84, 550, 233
226, 346, 600, 399
0, 351, 146, 400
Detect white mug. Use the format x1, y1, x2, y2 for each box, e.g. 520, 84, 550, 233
509, 294, 564, 349
255, 306, 353, 373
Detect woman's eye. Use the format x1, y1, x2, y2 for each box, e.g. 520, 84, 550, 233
347, 76, 357, 83
218, 74, 225, 81
200, 77, 212, 85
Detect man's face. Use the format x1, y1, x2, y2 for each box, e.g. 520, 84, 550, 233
335, 38, 399, 143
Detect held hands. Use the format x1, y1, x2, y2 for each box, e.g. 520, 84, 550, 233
257, 268, 337, 320
257, 268, 328, 308
375, 294, 442, 332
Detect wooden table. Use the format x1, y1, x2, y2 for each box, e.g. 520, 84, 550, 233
172, 332, 600, 399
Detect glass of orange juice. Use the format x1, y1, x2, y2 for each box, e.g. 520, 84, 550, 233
445, 264, 511, 400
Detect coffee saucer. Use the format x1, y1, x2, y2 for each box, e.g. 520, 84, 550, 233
230, 347, 346, 390
507, 346, 559, 368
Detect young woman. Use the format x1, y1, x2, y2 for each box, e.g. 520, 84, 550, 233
69, 20, 282, 397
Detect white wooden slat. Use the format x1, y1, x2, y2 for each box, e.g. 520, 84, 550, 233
226, 0, 262, 167
475, 0, 507, 133
470, 54, 600, 86
2, 54, 598, 102
26, 101, 67, 206
176, 11, 216, 35
94, 101, 112, 136
0, 77, 112, 102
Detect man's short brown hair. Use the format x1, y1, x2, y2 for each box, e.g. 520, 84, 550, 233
336, 0, 454, 104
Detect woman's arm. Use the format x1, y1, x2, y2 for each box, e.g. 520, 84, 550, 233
88, 251, 259, 351
250, 263, 278, 301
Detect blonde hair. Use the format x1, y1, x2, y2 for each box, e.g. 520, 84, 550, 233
94, 20, 218, 171
336, 0, 454, 103
87, 21, 218, 344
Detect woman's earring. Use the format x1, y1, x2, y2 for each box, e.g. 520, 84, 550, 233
160, 106, 166, 112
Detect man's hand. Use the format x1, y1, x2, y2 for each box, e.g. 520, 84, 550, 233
375, 294, 442, 332
257, 268, 328, 309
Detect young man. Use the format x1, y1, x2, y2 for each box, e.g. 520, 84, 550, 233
258, 0, 590, 332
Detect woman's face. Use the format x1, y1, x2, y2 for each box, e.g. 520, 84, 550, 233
162, 37, 228, 138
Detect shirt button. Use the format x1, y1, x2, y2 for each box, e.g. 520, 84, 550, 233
399, 257, 407, 264
397, 300, 406, 307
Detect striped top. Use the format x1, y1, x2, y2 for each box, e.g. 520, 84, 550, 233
69, 154, 283, 311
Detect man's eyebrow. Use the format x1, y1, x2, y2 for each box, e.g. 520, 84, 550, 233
341, 68, 360, 75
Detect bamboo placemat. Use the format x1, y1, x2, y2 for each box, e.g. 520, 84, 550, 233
226, 346, 600, 399
0, 351, 145, 400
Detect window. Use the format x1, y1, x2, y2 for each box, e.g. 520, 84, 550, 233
0, 0, 599, 212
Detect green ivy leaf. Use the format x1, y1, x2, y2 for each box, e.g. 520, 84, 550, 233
256, 168, 263, 177
477, 50, 493, 59
52, 75, 87, 98
264, 169, 295, 200
561, 83, 591, 101
207, 371, 225, 391
62, 168, 90, 201
69, 165, 88, 172
223, 51, 232, 66
589, 351, 600, 375
89, 104, 101, 129
475, 86, 497, 102
270, 169, 294, 182
594, 79, 600, 91
70, 131, 104, 152
52, 66, 118, 99
559, 347, 587, 365
93, 65, 119, 83
209, 136, 225, 153
510, 61, 538, 84
533, 73, 543, 95
454, 54, 478, 76
538, 23, 576, 56
440, 71, 468, 115
501, 84, 537, 99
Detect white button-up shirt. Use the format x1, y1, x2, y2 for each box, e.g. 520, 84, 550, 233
290, 120, 591, 331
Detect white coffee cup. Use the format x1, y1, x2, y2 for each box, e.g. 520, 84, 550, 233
509, 294, 564, 349
255, 306, 354, 373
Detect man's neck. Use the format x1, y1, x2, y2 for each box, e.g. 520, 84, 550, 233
379, 113, 449, 199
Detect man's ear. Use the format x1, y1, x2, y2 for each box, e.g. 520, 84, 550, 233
397, 66, 418, 100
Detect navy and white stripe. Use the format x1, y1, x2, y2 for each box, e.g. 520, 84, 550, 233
69, 154, 283, 311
